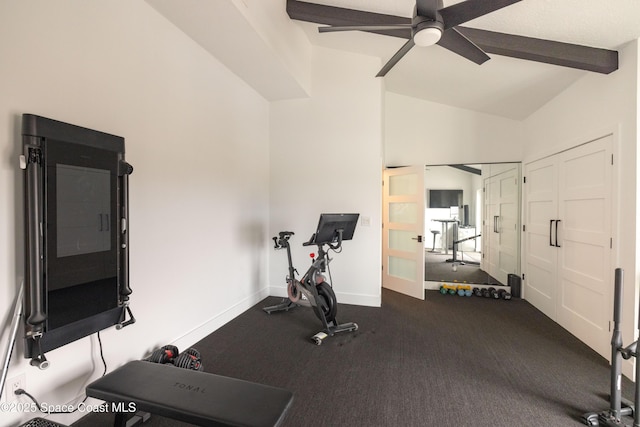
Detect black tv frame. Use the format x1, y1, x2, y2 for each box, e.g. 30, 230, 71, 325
21, 114, 134, 367
312, 213, 359, 245
428, 189, 463, 209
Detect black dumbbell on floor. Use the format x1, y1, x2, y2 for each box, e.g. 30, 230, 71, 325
498, 289, 512, 300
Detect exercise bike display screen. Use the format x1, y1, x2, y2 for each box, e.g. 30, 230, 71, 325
313, 213, 359, 244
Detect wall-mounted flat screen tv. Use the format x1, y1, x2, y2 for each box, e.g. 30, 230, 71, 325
428, 189, 463, 209
22, 114, 134, 365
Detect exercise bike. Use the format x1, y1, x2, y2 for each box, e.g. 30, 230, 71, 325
263, 213, 359, 345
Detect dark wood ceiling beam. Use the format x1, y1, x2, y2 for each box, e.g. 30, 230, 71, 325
449, 164, 482, 175
457, 27, 618, 74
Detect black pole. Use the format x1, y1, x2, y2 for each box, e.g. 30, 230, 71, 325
610, 268, 624, 420
635, 268, 640, 427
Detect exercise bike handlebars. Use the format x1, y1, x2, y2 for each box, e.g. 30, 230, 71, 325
302, 229, 345, 251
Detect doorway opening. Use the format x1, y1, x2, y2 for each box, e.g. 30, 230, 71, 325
423, 163, 521, 290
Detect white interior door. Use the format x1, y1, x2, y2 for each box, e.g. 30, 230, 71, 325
495, 167, 520, 285
382, 166, 425, 300
556, 136, 612, 357
482, 176, 499, 279
524, 156, 558, 319
482, 166, 520, 285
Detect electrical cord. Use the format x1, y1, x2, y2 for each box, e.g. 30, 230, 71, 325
14, 331, 108, 414
96, 331, 107, 377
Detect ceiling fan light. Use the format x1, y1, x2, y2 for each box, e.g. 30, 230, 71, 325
414, 27, 442, 47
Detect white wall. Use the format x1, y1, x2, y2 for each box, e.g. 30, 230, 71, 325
384, 92, 525, 166
523, 40, 639, 376
0, 2, 271, 425
269, 46, 383, 307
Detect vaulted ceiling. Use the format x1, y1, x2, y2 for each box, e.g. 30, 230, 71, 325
148, 0, 640, 120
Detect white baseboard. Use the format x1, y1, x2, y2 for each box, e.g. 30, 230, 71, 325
172, 287, 270, 351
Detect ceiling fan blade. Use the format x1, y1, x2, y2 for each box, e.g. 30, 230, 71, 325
457, 27, 618, 74
377, 38, 416, 77
287, 0, 409, 31
440, 0, 522, 30
319, 24, 412, 33
437, 28, 490, 65
416, 0, 443, 20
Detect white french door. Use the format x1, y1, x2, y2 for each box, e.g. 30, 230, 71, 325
382, 166, 425, 300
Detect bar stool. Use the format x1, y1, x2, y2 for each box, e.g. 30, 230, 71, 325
430, 230, 440, 252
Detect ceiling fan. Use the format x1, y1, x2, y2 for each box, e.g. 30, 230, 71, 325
287, 0, 618, 76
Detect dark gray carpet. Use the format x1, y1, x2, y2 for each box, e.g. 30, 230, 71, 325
73, 289, 633, 427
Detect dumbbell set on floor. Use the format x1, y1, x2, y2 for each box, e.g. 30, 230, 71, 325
144, 345, 204, 371
440, 284, 511, 300
473, 286, 511, 300
439, 284, 472, 296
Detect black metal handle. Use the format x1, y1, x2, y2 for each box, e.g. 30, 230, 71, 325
555, 220, 561, 247
494, 216, 499, 233
119, 167, 133, 300
25, 148, 46, 329
549, 220, 554, 246
412, 235, 423, 243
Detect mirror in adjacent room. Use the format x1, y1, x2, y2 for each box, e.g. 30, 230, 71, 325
424, 163, 521, 288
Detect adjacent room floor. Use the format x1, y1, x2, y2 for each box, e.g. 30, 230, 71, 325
425, 248, 502, 285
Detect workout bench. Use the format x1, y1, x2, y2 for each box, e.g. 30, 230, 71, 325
86, 360, 293, 427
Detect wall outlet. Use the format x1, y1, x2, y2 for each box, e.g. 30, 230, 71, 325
5, 374, 25, 403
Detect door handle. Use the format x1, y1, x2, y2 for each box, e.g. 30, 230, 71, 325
555, 220, 561, 247
549, 220, 555, 246
99, 214, 103, 231
494, 216, 499, 233
412, 235, 423, 243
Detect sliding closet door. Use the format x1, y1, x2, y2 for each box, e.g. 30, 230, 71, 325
556, 136, 612, 357
524, 135, 613, 358
523, 156, 558, 320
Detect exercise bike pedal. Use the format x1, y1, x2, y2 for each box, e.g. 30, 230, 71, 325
312, 331, 328, 345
